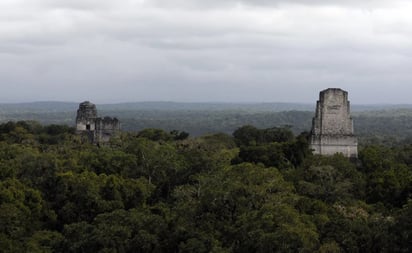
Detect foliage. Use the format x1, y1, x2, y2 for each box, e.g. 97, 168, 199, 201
0, 121, 411, 252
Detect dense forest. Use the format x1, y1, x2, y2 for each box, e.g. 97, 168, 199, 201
0, 121, 411, 252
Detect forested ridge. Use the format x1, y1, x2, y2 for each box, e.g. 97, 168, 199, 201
4, 106, 412, 144
1, 121, 412, 252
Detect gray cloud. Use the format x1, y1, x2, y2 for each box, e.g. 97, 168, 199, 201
148, 0, 393, 8
1, 0, 412, 103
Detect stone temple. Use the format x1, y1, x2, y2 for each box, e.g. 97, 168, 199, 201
310, 88, 358, 158
76, 101, 120, 144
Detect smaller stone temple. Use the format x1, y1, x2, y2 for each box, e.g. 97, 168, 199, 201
310, 88, 358, 158
76, 101, 120, 144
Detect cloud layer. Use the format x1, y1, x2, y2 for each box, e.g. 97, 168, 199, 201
1, 0, 412, 103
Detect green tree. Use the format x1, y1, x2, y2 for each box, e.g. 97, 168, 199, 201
172, 163, 319, 252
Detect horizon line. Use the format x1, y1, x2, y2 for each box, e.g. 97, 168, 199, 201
2, 100, 412, 106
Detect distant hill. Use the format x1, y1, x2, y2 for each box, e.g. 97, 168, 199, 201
2, 101, 412, 144
0, 102, 78, 113
0, 101, 314, 113
3, 101, 412, 113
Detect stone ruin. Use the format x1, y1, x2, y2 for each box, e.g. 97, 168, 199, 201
76, 101, 120, 144
310, 88, 358, 158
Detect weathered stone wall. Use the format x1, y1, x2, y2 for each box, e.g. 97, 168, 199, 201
95, 117, 120, 143
75, 101, 120, 144
311, 135, 358, 158
310, 88, 358, 158
76, 101, 97, 131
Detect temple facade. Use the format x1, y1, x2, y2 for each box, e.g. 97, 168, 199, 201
310, 88, 358, 158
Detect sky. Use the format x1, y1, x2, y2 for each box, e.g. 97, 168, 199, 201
1, 0, 412, 104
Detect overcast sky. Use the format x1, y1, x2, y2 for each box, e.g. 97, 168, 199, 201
1, 0, 412, 104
